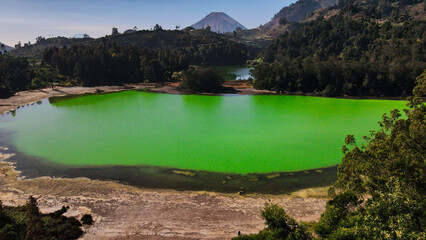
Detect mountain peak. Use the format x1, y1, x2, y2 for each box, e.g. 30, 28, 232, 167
191, 12, 247, 33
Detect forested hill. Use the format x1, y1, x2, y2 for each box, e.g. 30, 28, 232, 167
261, 0, 338, 30
11, 28, 260, 59
252, 0, 426, 97
305, 0, 426, 22
10, 37, 93, 58
1, 29, 258, 98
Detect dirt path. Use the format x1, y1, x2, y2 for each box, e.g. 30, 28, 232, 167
0, 153, 328, 240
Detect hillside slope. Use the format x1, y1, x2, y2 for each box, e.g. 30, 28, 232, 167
252, 0, 425, 97
11, 29, 260, 60
262, 0, 338, 30
11, 37, 92, 58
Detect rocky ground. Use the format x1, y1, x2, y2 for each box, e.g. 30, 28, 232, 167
0, 152, 328, 240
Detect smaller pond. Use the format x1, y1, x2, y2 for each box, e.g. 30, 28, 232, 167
214, 65, 253, 81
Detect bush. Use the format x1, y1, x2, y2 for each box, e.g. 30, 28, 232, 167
80, 214, 94, 225
233, 203, 312, 240
181, 67, 225, 93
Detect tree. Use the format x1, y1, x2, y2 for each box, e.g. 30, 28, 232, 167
315, 71, 426, 239
36, 36, 45, 43
83, 34, 90, 39
153, 24, 163, 31
80, 214, 94, 225
25, 196, 44, 240
253, 13, 425, 97
279, 18, 288, 25
111, 27, 119, 35
234, 71, 426, 239
233, 203, 312, 240
181, 67, 224, 93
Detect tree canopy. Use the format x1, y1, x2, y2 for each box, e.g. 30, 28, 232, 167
181, 67, 225, 93
253, 13, 425, 97
0, 196, 86, 239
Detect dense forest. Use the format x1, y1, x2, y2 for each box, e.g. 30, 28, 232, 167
253, 0, 425, 97
0, 55, 33, 98
0, 196, 91, 239
0, 32, 254, 98
235, 70, 425, 239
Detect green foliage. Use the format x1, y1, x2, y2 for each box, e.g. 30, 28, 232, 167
181, 67, 225, 93
334, 71, 425, 195
236, 71, 425, 239
233, 203, 312, 240
42, 43, 188, 86
0, 196, 84, 240
253, 13, 425, 96
0, 55, 32, 98
11, 37, 92, 58
316, 70, 426, 239
337, 0, 424, 21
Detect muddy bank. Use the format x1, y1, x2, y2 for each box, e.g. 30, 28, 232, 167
0, 153, 328, 239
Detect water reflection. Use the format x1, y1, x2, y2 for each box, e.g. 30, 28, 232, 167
214, 66, 253, 81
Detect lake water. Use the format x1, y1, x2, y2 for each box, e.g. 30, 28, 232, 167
0, 91, 406, 175
214, 65, 253, 80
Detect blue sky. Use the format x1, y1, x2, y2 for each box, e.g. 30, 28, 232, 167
0, 0, 295, 46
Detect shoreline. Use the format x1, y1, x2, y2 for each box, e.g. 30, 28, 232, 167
0, 151, 329, 239
0, 84, 332, 238
0, 82, 403, 238
0, 82, 408, 115
0, 129, 337, 195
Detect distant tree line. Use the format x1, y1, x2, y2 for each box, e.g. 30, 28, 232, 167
0, 36, 255, 98
335, 0, 424, 21
0, 55, 33, 98
42, 43, 188, 86
253, 14, 425, 96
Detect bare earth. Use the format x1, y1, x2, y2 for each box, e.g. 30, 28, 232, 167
0, 85, 328, 239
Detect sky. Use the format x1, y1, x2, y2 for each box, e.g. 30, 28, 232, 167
0, 0, 295, 46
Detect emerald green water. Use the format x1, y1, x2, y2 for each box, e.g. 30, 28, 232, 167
0, 91, 406, 174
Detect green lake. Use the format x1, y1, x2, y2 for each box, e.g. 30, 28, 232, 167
0, 91, 406, 175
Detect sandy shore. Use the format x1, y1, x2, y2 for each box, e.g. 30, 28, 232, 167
0, 152, 328, 239
0, 84, 328, 239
